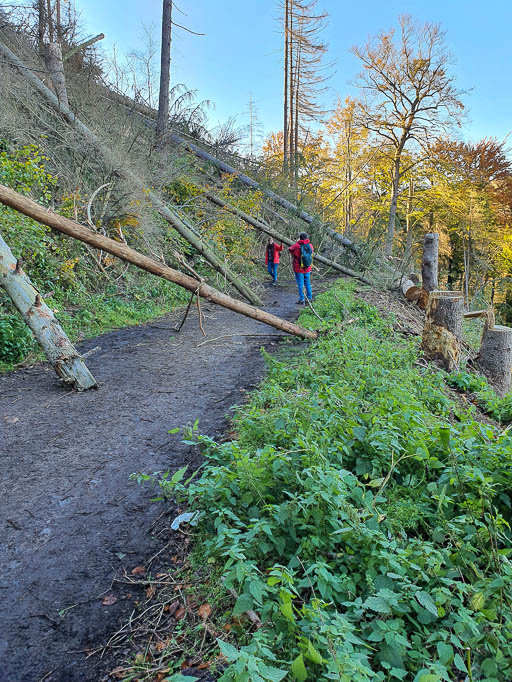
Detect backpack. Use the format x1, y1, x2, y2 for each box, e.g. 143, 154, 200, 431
300, 242, 313, 269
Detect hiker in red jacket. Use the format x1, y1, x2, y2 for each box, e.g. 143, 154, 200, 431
288, 232, 313, 304
265, 237, 283, 285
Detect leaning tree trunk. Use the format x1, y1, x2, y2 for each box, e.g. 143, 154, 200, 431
166, 131, 359, 252
204, 192, 372, 284
0, 39, 260, 307
43, 41, 69, 107
421, 291, 464, 371
422, 233, 439, 293
0, 184, 317, 341
0, 232, 97, 390
476, 321, 512, 396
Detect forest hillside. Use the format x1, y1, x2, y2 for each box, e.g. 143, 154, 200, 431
1, 2, 512, 682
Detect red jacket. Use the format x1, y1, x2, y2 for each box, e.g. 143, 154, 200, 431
265, 242, 283, 265
288, 239, 313, 273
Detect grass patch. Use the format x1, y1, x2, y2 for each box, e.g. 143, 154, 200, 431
133, 279, 512, 681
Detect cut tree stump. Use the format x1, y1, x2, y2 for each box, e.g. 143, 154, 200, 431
476, 323, 512, 396
421, 290, 463, 371
0, 232, 97, 391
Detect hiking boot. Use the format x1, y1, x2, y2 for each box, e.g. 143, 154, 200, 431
272, 281, 277, 286
296, 299, 305, 305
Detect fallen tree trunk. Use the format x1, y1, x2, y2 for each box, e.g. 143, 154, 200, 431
0, 39, 260, 306
0, 184, 317, 341
204, 192, 372, 285
421, 290, 463, 371
476, 321, 512, 396
168, 132, 359, 252
0, 232, 97, 390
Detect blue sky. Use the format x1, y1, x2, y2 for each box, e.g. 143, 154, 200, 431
75, 0, 512, 146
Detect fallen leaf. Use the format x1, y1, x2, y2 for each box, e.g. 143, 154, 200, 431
111, 666, 126, 679
145, 586, 156, 599
131, 565, 145, 576
175, 606, 186, 619
156, 572, 168, 578
102, 594, 117, 606
223, 624, 232, 632
197, 603, 212, 620
165, 600, 179, 615
155, 671, 170, 682
197, 661, 211, 670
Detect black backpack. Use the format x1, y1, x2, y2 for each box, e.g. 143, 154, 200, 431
300, 242, 313, 268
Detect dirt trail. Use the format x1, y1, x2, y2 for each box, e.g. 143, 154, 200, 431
0, 280, 306, 682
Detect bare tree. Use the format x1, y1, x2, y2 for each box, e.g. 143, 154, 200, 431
280, 0, 330, 185
156, 0, 172, 145
352, 15, 465, 256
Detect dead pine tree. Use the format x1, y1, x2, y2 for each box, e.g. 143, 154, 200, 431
156, 0, 173, 146
36, 0, 69, 107
280, 0, 331, 186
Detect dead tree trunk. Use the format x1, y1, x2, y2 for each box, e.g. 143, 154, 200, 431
421, 290, 463, 371
0, 184, 317, 341
0, 232, 97, 390
156, 0, 172, 145
422, 233, 439, 293
167, 131, 359, 252
0, 39, 260, 306
43, 41, 69, 107
476, 321, 512, 396
205, 192, 372, 285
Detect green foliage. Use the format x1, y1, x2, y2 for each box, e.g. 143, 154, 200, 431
142, 280, 512, 681
0, 313, 35, 363
446, 370, 512, 423
0, 144, 190, 369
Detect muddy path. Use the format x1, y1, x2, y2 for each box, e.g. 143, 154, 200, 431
0, 279, 311, 682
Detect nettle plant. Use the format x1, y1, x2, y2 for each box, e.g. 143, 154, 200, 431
145, 281, 512, 682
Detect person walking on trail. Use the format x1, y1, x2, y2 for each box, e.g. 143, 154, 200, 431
265, 237, 283, 285
288, 232, 314, 304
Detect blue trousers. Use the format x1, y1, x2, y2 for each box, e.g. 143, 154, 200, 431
295, 271, 312, 301
267, 262, 278, 282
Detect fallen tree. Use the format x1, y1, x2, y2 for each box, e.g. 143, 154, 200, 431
0, 184, 317, 341
167, 131, 358, 251
204, 192, 372, 285
0, 38, 260, 306
0, 232, 97, 390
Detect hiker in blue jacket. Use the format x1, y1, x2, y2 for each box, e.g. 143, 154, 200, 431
288, 233, 314, 304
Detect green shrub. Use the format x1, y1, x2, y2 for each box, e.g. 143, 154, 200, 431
0, 313, 35, 363
138, 280, 512, 681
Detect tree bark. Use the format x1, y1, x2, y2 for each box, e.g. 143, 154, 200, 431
404, 179, 414, 265
0, 39, 259, 306
422, 233, 439, 292
156, 0, 172, 145
476, 322, 512, 396
421, 290, 463, 371
283, 0, 289, 173
385, 155, 401, 257
63, 34, 104, 62
0, 232, 97, 391
0, 184, 317, 341
44, 41, 69, 107
204, 192, 372, 284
